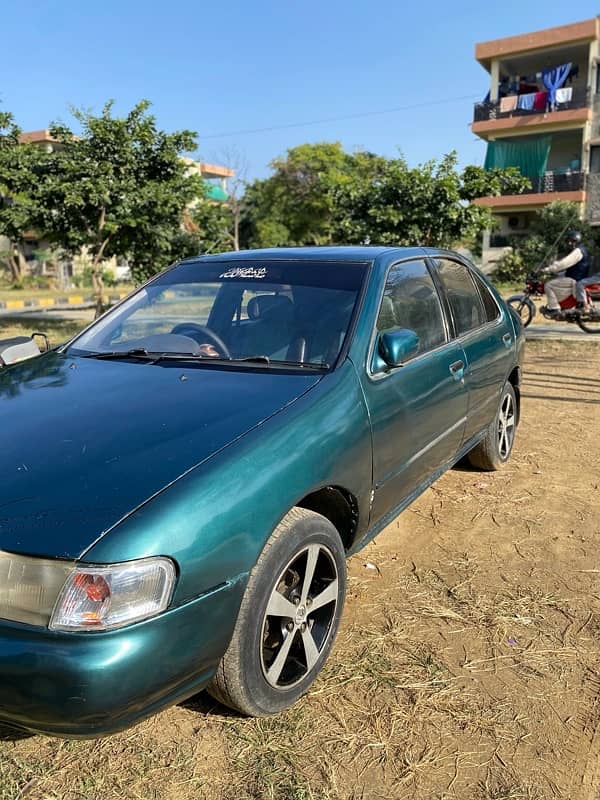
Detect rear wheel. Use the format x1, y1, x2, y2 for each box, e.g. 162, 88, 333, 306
576, 305, 600, 334
506, 295, 534, 328
468, 382, 517, 471
208, 507, 346, 716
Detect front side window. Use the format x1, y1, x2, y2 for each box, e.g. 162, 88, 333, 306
376, 260, 447, 358
67, 260, 368, 368
434, 259, 486, 335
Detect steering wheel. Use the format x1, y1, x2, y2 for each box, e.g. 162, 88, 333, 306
170, 323, 231, 358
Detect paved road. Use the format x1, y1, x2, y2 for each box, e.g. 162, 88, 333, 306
525, 322, 600, 341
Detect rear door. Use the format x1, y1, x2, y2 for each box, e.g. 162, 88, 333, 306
430, 258, 515, 444
360, 259, 469, 522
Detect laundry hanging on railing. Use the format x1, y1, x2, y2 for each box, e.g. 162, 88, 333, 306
555, 86, 573, 104
517, 93, 535, 111
500, 96, 518, 112
542, 62, 572, 109
499, 64, 578, 90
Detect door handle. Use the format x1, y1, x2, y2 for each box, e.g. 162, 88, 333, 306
502, 333, 512, 348
449, 360, 465, 381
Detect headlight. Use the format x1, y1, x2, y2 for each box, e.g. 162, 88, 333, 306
49, 557, 176, 632
0, 551, 73, 627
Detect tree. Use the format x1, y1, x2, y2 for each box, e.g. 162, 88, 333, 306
29, 101, 204, 310
332, 152, 530, 248
183, 194, 234, 255
210, 146, 249, 251
0, 113, 46, 284
241, 145, 529, 252
241, 142, 360, 248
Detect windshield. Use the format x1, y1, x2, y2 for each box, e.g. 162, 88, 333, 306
67, 259, 368, 367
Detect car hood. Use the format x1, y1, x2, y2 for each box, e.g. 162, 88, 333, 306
0, 353, 321, 559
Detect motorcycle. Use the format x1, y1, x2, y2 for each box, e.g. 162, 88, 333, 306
506, 273, 600, 334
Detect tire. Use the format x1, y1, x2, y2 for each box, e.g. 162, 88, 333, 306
506, 295, 535, 328
207, 507, 346, 716
576, 307, 600, 334
467, 382, 517, 471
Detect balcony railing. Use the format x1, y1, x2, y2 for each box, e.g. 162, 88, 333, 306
520, 171, 585, 194
474, 86, 591, 123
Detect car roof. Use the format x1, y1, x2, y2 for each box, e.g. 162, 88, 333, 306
183, 246, 429, 264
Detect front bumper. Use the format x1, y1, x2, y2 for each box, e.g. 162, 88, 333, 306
0, 576, 246, 738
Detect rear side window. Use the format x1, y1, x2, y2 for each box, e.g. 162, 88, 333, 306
472, 272, 501, 322
435, 259, 486, 335
376, 259, 446, 358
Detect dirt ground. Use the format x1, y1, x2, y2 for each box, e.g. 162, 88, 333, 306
1, 339, 599, 800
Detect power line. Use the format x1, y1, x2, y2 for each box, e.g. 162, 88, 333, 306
201, 93, 481, 140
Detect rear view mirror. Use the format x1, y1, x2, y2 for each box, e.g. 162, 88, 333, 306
378, 328, 419, 368
0, 336, 41, 368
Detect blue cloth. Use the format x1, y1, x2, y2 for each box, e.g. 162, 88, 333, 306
517, 93, 535, 111
542, 63, 572, 109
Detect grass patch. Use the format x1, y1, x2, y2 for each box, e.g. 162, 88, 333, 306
0, 315, 88, 346
0, 287, 134, 301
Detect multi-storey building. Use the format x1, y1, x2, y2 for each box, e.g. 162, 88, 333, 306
472, 17, 599, 267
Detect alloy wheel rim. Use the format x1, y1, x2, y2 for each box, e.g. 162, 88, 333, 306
497, 392, 515, 459
260, 544, 339, 689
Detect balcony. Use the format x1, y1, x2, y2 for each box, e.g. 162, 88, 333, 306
474, 86, 590, 123
475, 169, 586, 210
519, 170, 585, 194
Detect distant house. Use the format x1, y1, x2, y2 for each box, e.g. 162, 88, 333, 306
472, 17, 599, 268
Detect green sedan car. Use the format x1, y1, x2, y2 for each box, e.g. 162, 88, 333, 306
0, 247, 523, 737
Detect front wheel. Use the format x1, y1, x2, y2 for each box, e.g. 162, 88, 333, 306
467, 382, 517, 471
208, 507, 346, 716
506, 295, 535, 328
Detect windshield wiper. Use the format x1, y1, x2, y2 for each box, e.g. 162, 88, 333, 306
81, 348, 156, 361
260, 359, 330, 370
79, 350, 329, 370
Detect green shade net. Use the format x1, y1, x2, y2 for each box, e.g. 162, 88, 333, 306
484, 135, 551, 177
205, 183, 228, 202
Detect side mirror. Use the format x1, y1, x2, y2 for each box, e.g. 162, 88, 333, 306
378, 328, 419, 368
0, 336, 41, 368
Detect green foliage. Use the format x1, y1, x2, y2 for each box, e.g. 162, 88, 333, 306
0, 113, 45, 282
242, 146, 525, 252
490, 248, 526, 284
187, 197, 234, 254
333, 152, 497, 248
0, 101, 208, 290
43, 101, 202, 277
461, 165, 531, 199
72, 267, 117, 289
241, 142, 366, 248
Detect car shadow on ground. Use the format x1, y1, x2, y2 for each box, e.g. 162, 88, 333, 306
178, 690, 240, 719
0, 723, 33, 742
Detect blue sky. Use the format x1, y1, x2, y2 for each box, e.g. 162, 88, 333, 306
3, 1, 598, 180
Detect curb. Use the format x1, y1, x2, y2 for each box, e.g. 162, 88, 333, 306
0, 292, 129, 311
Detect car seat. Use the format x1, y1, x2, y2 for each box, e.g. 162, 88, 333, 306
241, 295, 295, 359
